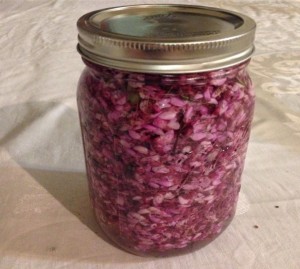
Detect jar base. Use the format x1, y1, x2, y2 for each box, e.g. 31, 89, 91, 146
94, 212, 235, 257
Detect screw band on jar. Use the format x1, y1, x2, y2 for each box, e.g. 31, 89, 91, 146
77, 5, 256, 73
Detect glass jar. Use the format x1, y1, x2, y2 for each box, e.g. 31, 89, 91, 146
76, 5, 256, 256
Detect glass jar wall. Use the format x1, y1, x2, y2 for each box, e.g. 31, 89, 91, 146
77, 59, 255, 256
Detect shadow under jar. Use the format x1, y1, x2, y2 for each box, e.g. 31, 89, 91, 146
76, 4, 256, 256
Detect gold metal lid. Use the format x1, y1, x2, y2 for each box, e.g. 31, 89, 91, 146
77, 5, 256, 73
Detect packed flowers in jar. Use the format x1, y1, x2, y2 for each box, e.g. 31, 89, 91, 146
76, 4, 256, 256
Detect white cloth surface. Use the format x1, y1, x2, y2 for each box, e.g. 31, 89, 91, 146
0, 0, 300, 268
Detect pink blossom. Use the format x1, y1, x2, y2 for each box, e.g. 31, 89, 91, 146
134, 146, 149, 155
159, 110, 177, 120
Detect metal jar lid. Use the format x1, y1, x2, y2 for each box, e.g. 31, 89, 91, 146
77, 5, 256, 74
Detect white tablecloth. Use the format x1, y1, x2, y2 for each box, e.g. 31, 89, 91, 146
1, 0, 300, 268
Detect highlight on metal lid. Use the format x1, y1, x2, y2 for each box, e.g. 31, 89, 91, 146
77, 4, 256, 73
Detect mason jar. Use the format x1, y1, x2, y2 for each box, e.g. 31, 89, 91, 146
76, 5, 256, 256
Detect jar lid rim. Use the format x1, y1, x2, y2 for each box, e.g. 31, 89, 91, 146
77, 4, 256, 73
